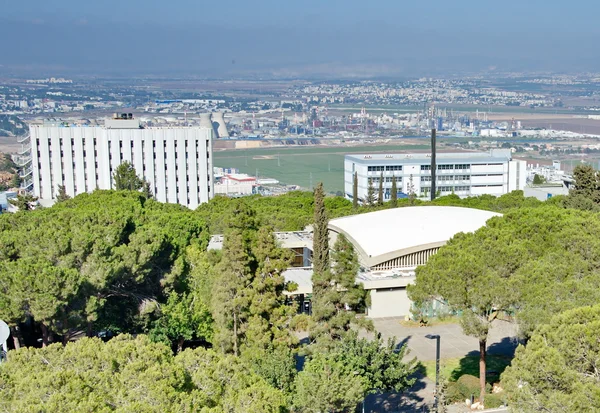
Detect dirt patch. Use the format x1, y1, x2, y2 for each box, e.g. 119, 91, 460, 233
0, 136, 21, 154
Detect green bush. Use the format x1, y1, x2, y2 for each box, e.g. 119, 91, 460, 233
484, 393, 507, 408
445, 382, 464, 403
456, 374, 479, 399
452, 374, 492, 402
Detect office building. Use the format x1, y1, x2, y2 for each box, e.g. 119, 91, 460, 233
344, 149, 526, 202
30, 115, 214, 209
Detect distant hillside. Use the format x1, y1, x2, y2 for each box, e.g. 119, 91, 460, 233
0, 152, 18, 191
0, 115, 28, 137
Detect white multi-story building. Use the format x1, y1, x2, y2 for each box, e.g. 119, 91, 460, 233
30, 116, 214, 209
344, 149, 526, 202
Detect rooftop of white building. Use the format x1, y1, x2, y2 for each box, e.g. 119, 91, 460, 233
208, 230, 313, 251
345, 149, 513, 165
328, 206, 502, 267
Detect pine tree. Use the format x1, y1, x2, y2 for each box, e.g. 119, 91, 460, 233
113, 161, 143, 191
211, 201, 258, 356
352, 172, 358, 210
377, 173, 384, 206
142, 180, 153, 199
211, 229, 253, 356
390, 176, 398, 208
8, 194, 38, 211
312, 234, 369, 346
366, 178, 376, 206
55, 185, 71, 202
245, 225, 295, 352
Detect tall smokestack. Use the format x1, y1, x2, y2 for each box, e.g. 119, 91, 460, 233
430, 128, 437, 201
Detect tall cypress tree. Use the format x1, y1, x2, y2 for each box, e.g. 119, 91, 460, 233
311, 234, 369, 346
377, 173, 384, 206
312, 182, 329, 277
352, 172, 358, 210
407, 174, 416, 206
366, 178, 376, 206
391, 176, 398, 208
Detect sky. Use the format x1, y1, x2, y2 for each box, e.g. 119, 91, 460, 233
1, 0, 599, 78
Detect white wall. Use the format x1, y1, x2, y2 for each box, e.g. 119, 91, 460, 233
31, 125, 214, 209
368, 288, 412, 318
508, 159, 527, 191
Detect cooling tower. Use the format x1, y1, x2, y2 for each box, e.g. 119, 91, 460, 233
199, 113, 213, 129
212, 112, 230, 139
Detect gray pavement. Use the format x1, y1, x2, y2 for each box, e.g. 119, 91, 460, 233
363, 318, 518, 413
370, 318, 520, 361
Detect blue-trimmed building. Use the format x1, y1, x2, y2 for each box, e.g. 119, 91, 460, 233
344, 149, 526, 202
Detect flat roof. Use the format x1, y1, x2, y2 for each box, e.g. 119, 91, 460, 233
208, 230, 313, 251
328, 206, 501, 267
345, 149, 512, 165
283, 267, 313, 295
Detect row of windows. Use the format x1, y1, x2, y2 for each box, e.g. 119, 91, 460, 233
421, 164, 471, 171
421, 175, 472, 182
420, 185, 471, 194
367, 165, 403, 172
368, 177, 402, 184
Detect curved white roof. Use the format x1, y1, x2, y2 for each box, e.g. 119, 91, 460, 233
328, 206, 501, 265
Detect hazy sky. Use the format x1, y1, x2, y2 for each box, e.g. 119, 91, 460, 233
2, 0, 599, 78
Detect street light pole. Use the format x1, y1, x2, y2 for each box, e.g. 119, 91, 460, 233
426, 334, 441, 412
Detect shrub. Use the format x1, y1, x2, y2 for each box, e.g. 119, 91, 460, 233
451, 374, 492, 402
484, 393, 507, 408
456, 374, 480, 400
445, 382, 464, 403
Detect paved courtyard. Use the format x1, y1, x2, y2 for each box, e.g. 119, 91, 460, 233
362, 318, 519, 412
371, 318, 520, 361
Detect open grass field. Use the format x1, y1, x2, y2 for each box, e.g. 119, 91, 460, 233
213, 143, 430, 193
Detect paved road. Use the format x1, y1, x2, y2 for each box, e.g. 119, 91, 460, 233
362, 319, 518, 413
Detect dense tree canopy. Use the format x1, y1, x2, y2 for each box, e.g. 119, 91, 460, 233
0, 335, 287, 412
409, 206, 600, 402
0, 191, 208, 347
0, 185, 566, 411
503, 305, 600, 412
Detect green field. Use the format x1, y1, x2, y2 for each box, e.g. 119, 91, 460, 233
213, 144, 430, 193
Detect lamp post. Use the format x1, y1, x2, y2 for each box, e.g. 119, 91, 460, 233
426, 334, 441, 412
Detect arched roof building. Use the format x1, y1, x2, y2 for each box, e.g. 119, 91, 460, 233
328, 206, 501, 271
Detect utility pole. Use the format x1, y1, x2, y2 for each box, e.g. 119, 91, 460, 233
431, 128, 437, 201
426, 334, 441, 412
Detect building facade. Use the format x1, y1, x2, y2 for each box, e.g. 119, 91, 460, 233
344, 149, 526, 202
214, 174, 256, 196
30, 117, 214, 209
